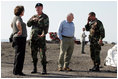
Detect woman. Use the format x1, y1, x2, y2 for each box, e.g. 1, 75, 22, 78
11, 6, 27, 76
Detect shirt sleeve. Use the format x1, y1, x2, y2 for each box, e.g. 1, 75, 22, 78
27, 15, 36, 27
85, 23, 91, 31
17, 17, 22, 23
16, 17, 22, 27
43, 15, 49, 34
58, 21, 63, 40
99, 21, 105, 40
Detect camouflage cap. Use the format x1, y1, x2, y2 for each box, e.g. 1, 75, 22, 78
35, 3, 43, 8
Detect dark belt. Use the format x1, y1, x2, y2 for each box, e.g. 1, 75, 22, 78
62, 35, 73, 38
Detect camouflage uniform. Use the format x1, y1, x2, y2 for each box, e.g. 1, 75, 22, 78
85, 19, 105, 67
27, 13, 49, 71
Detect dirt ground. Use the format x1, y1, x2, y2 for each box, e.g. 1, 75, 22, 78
1, 42, 117, 78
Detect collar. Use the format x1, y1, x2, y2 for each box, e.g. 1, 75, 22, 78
37, 12, 44, 17
66, 20, 73, 23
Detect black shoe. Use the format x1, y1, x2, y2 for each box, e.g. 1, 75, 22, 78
31, 61, 38, 73
41, 71, 47, 75
31, 69, 37, 73
42, 67, 47, 74
89, 65, 95, 71
42, 69, 47, 75
18, 72, 25, 76
89, 65, 100, 72
89, 68, 100, 72
13, 73, 18, 75
42, 65, 47, 75
82, 52, 86, 54
95, 65, 100, 72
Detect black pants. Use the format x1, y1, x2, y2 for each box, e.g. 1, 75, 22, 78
13, 37, 26, 74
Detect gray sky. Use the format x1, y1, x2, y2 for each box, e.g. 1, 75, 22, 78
1, 1, 117, 42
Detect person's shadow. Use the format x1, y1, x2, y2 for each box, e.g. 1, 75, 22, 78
71, 69, 117, 73
25, 72, 79, 78
24, 69, 117, 78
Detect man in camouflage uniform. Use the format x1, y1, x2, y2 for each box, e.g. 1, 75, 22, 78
27, 3, 49, 74
85, 12, 105, 72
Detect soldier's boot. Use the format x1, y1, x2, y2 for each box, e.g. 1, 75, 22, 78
89, 65, 100, 72
41, 64, 47, 75
31, 62, 37, 73
95, 65, 100, 72
89, 65, 96, 71
82, 52, 86, 54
